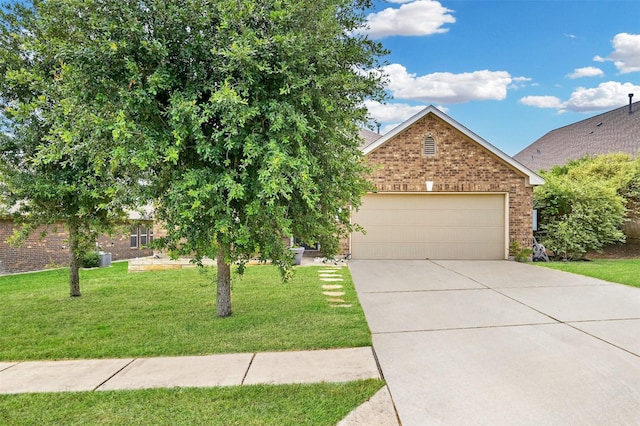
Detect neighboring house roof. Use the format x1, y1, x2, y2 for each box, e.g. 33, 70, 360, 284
362, 105, 544, 186
358, 127, 382, 150
514, 100, 640, 172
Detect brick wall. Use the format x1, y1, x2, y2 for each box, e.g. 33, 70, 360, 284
96, 224, 154, 263
357, 113, 534, 249
0, 220, 69, 274
0, 220, 153, 275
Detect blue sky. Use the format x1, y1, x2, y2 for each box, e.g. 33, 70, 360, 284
362, 0, 640, 155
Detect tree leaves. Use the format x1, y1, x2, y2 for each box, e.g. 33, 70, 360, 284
534, 153, 640, 260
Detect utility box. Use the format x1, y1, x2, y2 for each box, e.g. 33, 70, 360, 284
98, 252, 112, 268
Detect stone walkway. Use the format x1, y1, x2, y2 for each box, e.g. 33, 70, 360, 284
319, 266, 354, 308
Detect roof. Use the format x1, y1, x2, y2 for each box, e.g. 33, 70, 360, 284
514, 100, 640, 172
358, 127, 382, 150
362, 105, 545, 186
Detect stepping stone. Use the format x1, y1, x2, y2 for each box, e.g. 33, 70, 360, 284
320, 273, 342, 278
320, 278, 344, 282
330, 304, 353, 308
320, 269, 340, 273
326, 298, 346, 303
323, 291, 346, 297
322, 285, 343, 290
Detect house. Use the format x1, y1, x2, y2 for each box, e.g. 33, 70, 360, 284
0, 213, 156, 275
514, 97, 640, 172
349, 105, 544, 260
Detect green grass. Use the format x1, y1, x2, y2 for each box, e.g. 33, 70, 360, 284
0, 262, 370, 361
0, 379, 384, 425
538, 258, 640, 288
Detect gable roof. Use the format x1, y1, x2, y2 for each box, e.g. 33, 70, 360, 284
362, 105, 544, 186
514, 100, 640, 172
358, 127, 382, 150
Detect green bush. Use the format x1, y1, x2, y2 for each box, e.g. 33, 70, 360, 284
81, 251, 100, 268
534, 154, 634, 260
509, 241, 533, 262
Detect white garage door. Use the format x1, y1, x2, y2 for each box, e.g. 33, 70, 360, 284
351, 194, 506, 260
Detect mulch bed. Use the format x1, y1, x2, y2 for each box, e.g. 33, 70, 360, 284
586, 241, 640, 259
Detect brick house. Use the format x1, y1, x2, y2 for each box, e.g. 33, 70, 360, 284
348, 105, 544, 260
0, 216, 155, 275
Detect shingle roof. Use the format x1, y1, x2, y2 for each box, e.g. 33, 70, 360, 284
514, 100, 640, 172
358, 127, 382, 150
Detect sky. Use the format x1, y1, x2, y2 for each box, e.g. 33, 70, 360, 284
361, 0, 640, 155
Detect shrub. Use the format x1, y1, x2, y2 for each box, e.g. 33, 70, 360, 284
81, 251, 101, 268
509, 241, 533, 262
535, 156, 629, 260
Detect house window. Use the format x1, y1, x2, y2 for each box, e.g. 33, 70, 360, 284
424, 134, 436, 156
293, 237, 320, 251
130, 225, 154, 248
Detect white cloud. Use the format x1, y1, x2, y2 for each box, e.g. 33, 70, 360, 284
364, 100, 426, 123
595, 33, 640, 74
519, 81, 640, 113
564, 81, 640, 112
509, 76, 533, 90
384, 64, 517, 103
519, 96, 564, 109
365, 0, 455, 39
567, 66, 604, 79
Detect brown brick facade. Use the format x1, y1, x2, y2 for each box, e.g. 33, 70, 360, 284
351, 113, 534, 253
0, 220, 154, 275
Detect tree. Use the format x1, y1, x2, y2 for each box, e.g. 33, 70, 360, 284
533, 153, 639, 260
3, 0, 387, 316
0, 2, 140, 296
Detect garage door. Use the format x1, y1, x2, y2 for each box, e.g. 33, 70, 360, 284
351, 194, 506, 260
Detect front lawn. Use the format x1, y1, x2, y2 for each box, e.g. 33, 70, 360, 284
0, 380, 384, 426
538, 258, 640, 288
0, 262, 370, 361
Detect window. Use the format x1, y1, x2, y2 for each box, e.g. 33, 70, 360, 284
293, 237, 320, 251
424, 133, 436, 156
130, 225, 154, 248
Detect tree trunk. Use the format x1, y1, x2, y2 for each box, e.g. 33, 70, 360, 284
68, 220, 81, 297
216, 246, 232, 317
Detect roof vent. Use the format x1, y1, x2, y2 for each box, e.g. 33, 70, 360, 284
629, 93, 634, 114
424, 134, 436, 156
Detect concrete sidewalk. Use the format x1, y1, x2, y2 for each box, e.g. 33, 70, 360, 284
0, 347, 399, 425
0, 347, 380, 394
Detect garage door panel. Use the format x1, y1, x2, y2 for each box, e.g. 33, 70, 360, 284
352, 194, 505, 260
352, 242, 502, 260
361, 225, 504, 244
356, 208, 504, 228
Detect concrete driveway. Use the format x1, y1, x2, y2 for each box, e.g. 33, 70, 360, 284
350, 260, 640, 425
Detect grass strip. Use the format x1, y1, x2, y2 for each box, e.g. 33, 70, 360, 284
0, 379, 384, 425
0, 262, 370, 361
538, 259, 640, 288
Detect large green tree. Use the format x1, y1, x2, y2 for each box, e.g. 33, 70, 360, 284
0, 2, 141, 296
2, 0, 387, 316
